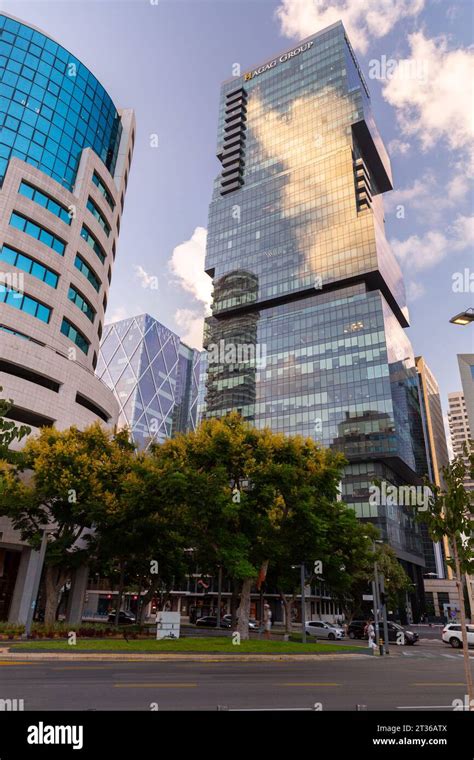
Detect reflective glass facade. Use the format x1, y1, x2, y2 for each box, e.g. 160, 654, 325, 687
98, 314, 202, 449
0, 14, 122, 190
204, 22, 427, 582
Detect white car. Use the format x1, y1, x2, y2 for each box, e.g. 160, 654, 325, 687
442, 623, 474, 648
305, 620, 345, 640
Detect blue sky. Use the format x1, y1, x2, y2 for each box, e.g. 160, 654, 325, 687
4, 0, 473, 418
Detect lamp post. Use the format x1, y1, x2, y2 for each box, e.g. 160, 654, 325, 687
216, 565, 223, 628
448, 310, 474, 621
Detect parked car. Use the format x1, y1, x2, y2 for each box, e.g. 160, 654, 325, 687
305, 620, 345, 640
442, 623, 474, 648
221, 614, 258, 629
195, 616, 231, 628
107, 610, 136, 625
347, 620, 367, 639
386, 621, 419, 645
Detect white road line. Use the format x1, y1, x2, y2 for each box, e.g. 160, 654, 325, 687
396, 705, 454, 710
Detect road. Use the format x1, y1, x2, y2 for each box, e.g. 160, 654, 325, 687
1, 643, 473, 711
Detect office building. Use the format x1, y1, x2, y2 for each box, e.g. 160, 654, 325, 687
98, 314, 202, 449
0, 13, 134, 622
415, 356, 449, 577
203, 22, 427, 618
448, 391, 474, 492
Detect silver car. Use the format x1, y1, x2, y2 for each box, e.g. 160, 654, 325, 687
305, 620, 345, 640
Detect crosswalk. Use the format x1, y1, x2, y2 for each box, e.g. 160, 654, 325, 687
401, 650, 474, 660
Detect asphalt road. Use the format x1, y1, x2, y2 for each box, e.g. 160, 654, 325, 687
1, 644, 473, 711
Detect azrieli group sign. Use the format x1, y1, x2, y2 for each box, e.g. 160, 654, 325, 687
244, 40, 314, 81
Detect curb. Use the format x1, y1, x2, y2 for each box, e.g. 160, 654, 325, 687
0, 650, 369, 662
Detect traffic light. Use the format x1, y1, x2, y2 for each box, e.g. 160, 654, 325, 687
380, 591, 386, 606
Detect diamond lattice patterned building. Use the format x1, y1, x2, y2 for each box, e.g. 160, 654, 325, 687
98, 314, 202, 448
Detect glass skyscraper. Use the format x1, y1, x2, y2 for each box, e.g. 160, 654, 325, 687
204, 21, 427, 613
98, 314, 202, 449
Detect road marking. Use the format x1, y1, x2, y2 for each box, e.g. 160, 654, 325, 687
411, 682, 465, 686
278, 682, 339, 687
396, 705, 455, 710
0, 661, 38, 666
114, 683, 197, 688
52, 666, 115, 670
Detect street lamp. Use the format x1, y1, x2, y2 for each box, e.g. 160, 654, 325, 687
449, 308, 474, 325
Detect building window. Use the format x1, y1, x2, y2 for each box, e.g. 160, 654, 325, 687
75, 392, 109, 423
92, 172, 115, 211
9, 212, 65, 255
0, 285, 51, 322
86, 197, 110, 237
60, 317, 89, 355
0, 244, 58, 288
68, 284, 95, 322
80, 225, 106, 264
18, 181, 71, 224
0, 324, 45, 346
74, 254, 101, 292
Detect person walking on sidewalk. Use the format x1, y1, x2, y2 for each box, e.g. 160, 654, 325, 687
365, 620, 376, 651
263, 603, 272, 640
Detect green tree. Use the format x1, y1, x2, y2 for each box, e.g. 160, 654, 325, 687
419, 454, 474, 707
0, 423, 135, 624
155, 413, 353, 640
90, 451, 190, 625
0, 387, 30, 460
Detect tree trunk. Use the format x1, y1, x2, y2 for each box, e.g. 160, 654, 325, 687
279, 591, 294, 633
236, 578, 252, 640
114, 560, 126, 627
138, 579, 161, 624
231, 581, 238, 629
452, 540, 474, 708
44, 566, 68, 626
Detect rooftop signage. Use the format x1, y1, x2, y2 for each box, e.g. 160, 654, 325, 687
244, 40, 314, 81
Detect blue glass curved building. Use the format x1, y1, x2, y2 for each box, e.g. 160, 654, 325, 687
0, 13, 122, 191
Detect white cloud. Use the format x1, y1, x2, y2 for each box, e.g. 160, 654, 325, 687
384, 170, 472, 224
134, 265, 158, 289
388, 139, 410, 156
390, 214, 474, 272
168, 226, 212, 310
382, 31, 474, 153
406, 280, 425, 301
275, 0, 425, 54
107, 305, 133, 324
174, 308, 205, 350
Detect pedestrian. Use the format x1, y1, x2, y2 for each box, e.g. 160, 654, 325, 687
263, 603, 272, 640
366, 619, 376, 651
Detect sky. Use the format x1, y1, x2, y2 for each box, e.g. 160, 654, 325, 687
2, 0, 473, 420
